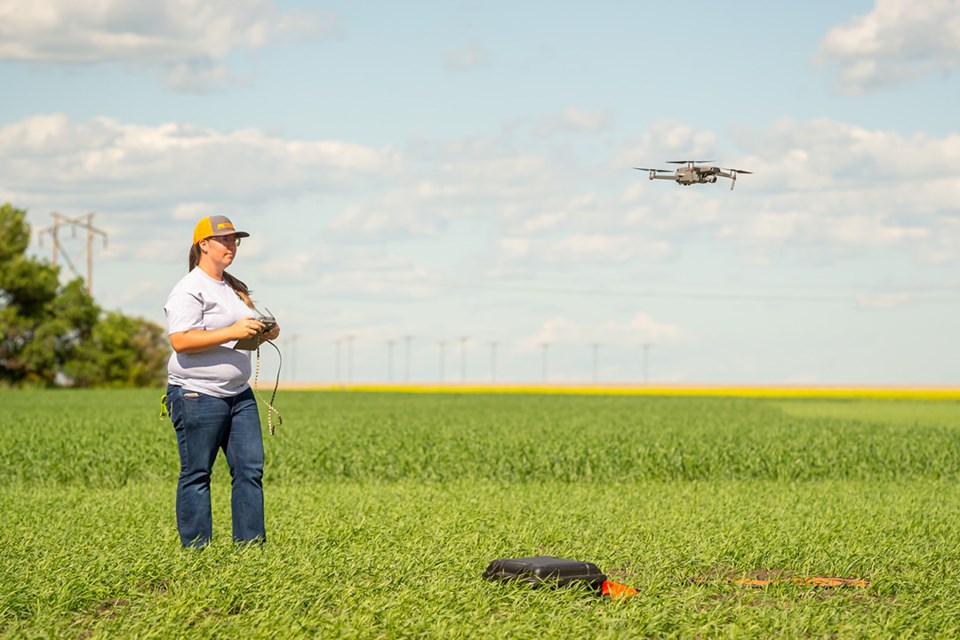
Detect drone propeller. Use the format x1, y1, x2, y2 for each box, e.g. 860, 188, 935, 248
633, 167, 670, 173
725, 168, 754, 190
667, 160, 712, 165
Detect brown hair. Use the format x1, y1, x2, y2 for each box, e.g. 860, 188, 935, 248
188, 243, 254, 308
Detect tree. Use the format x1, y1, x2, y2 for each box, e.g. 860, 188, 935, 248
66, 312, 169, 387
0, 203, 169, 387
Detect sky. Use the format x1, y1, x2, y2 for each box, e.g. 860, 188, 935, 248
2, 0, 959, 385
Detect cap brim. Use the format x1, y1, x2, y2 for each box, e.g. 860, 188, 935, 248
211, 230, 250, 238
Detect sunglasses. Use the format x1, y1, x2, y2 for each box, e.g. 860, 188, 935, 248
208, 234, 242, 247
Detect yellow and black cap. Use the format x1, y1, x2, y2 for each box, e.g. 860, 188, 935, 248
193, 215, 250, 245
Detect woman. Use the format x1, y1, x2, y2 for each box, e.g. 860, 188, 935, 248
163, 215, 280, 548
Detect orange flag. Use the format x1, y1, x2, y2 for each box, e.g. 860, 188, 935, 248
602, 580, 638, 599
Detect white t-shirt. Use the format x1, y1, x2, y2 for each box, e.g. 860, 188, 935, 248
164, 267, 256, 397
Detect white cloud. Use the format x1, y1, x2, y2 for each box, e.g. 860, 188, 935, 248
518, 212, 567, 234
329, 198, 440, 236
163, 59, 235, 93
0, 0, 338, 90
829, 215, 929, 246
499, 237, 531, 261
0, 114, 398, 212
715, 117, 960, 263
314, 264, 441, 300
612, 119, 717, 167
327, 140, 566, 238
520, 312, 684, 352
854, 293, 912, 309
724, 206, 927, 244
547, 233, 670, 264
172, 202, 217, 221
922, 216, 960, 264
609, 313, 685, 343
520, 317, 583, 350
5, 113, 960, 283
817, 0, 960, 93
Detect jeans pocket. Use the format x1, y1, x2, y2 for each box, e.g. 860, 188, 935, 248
180, 392, 200, 419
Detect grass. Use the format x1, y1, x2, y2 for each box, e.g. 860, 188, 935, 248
2, 388, 959, 637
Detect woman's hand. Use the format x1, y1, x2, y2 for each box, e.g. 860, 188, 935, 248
170, 318, 274, 353
231, 317, 265, 340
262, 323, 280, 342
171, 319, 263, 354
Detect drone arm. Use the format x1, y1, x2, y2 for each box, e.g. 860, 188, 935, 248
714, 169, 737, 190
717, 168, 751, 190
634, 168, 675, 181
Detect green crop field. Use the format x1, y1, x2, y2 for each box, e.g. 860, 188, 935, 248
2, 389, 960, 638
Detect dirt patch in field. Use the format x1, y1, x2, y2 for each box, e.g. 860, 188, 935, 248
695, 565, 795, 582
688, 565, 894, 609
72, 597, 130, 638
693, 565, 878, 588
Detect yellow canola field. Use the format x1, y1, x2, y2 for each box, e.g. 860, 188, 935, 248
281, 383, 960, 400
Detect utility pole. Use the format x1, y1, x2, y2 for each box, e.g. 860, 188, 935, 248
36, 212, 108, 294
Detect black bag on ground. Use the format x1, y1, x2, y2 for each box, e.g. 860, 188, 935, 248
482, 556, 607, 590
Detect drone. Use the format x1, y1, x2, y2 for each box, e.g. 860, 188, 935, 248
634, 160, 752, 190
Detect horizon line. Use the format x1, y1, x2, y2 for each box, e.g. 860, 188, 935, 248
272, 382, 960, 400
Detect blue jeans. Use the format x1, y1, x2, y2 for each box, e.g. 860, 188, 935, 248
166, 385, 265, 547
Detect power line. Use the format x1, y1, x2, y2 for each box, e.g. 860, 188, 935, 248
36, 212, 108, 294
